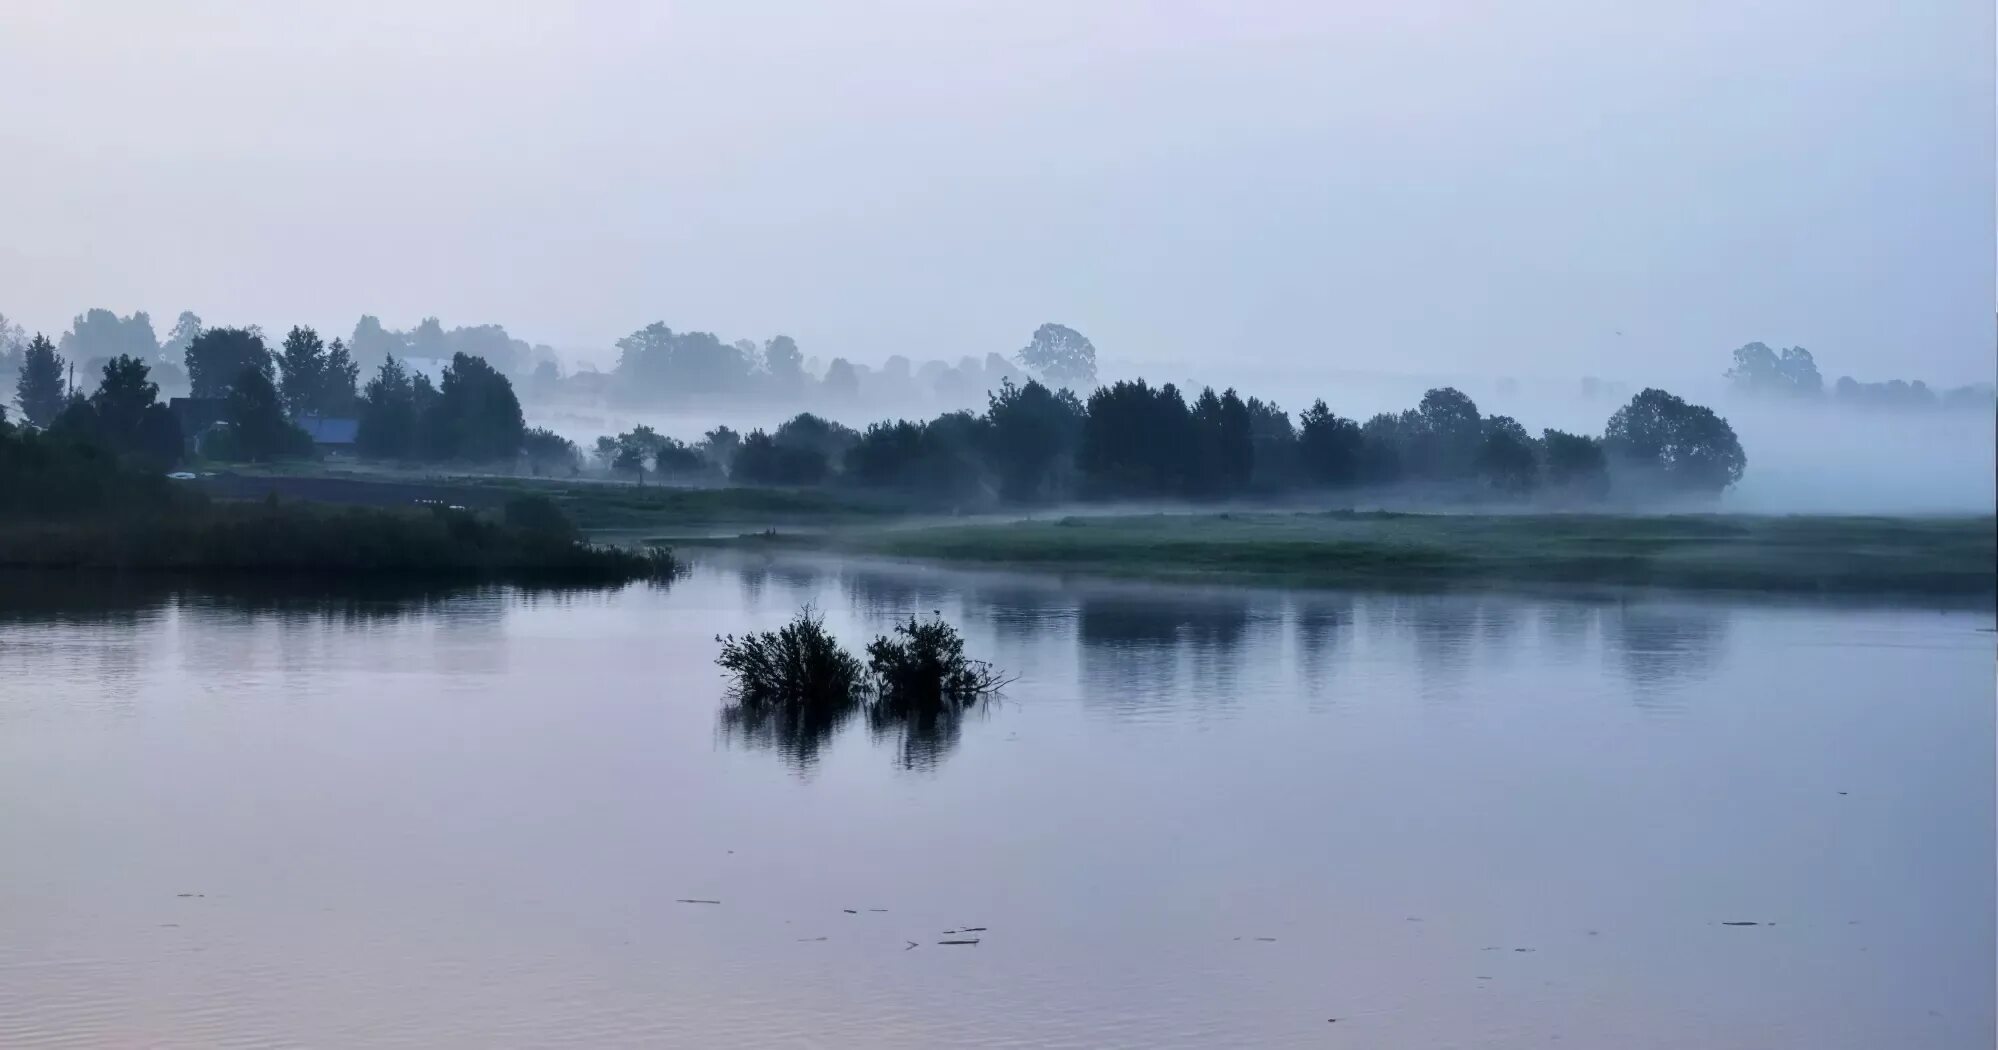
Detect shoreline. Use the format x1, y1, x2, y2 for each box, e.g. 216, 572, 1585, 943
672, 509, 1998, 602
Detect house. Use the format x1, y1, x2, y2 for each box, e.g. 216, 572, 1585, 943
298, 416, 360, 454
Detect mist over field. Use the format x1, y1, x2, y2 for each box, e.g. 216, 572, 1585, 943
1, 2, 1989, 515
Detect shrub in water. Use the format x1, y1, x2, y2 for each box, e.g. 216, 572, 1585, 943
864, 614, 1013, 716
715, 607, 865, 711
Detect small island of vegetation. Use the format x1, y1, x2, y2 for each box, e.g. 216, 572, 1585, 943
717, 609, 1012, 769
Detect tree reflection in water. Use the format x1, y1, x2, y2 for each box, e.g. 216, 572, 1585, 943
711, 556, 1743, 770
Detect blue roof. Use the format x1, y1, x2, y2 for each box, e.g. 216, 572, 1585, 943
299, 417, 359, 445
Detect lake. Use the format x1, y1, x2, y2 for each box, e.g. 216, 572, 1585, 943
0, 557, 1991, 1048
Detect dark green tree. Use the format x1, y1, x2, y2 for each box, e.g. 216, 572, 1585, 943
773, 413, 858, 464
1604, 388, 1746, 495
429, 353, 525, 461
1078, 379, 1196, 497
319, 339, 360, 414
1407, 387, 1483, 481
700, 425, 743, 473
276, 326, 360, 417
522, 427, 579, 475
1540, 429, 1609, 501
185, 327, 271, 399
1242, 396, 1298, 490
356, 356, 422, 459
52, 355, 184, 466
278, 325, 326, 417
1475, 415, 1538, 495
221, 365, 312, 461
844, 412, 990, 501
983, 377, 1084, 502
1357, 412, 1406, 484
733, 428, 830, 485
1189, 387, 1254, 497
15, 333, 67, 427
1297, 399, 1364, 487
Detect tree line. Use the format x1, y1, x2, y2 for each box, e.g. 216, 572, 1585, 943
588, 379, 1746, 506
0, 308, 1105, 423
5, 304, 1744, 507
5, 318, 528, 469
1725, 341, 1994, 411
567, 319, 1097, 412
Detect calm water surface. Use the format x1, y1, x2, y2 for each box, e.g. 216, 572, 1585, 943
0, 557, 1991, 1048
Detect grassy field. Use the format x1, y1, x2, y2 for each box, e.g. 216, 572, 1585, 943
782, 510, 1998, 598
0, 501, 676, 584
192, 467, 1996, 598
195, 470, 909, 534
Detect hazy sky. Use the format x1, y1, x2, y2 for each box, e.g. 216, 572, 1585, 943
1, 1, 1990, 384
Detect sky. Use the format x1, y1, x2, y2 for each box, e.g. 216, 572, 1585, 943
0, 1, 1991, 385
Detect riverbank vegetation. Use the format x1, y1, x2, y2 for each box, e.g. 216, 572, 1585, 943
0, 420, 673, 583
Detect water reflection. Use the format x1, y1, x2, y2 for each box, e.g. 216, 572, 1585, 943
867, 698, 991, 772
718, 680, 991, 775
717, 693, 859, 772
1602, 600, 1732, 708
1537, 601, 1600, 663
840, 566, 956, 622
0, 571, 637, 626
733, 558, 823, 609
712, 558, 1748, 768
1291, 595, 1355, 702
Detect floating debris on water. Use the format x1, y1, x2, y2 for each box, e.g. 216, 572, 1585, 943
938, 938, 981, 945
676, 899, 722, 905
1721, 921, 1760, 927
